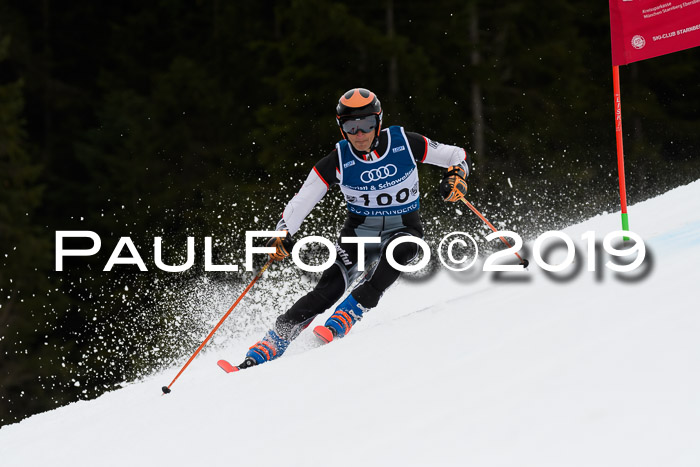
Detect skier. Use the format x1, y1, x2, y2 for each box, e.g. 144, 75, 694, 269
238, 87, 470, 369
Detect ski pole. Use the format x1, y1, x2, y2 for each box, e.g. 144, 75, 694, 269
460, 198, 529, 267
162, 259, 274, 394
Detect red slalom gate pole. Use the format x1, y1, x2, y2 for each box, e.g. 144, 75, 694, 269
612, 65, 630, 240
162, 259, 273, 394
460, 197, 529, 267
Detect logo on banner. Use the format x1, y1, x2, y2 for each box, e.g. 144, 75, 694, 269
360, 164, 397, 183
631, 35, 646, 49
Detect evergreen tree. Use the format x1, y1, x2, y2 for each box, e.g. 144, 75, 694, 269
0, 33, 73, 426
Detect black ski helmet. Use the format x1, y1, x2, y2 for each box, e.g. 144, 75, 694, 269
336, 88, 383, 147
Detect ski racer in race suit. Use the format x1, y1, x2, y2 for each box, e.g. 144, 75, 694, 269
240, 88, 470, 368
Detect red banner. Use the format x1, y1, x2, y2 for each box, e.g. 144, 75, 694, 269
609, 0, 700, 65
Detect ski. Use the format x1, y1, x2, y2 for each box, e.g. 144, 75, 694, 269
313, 325, 335, 344
217, 357, 258, 373
217, 359, 240, 373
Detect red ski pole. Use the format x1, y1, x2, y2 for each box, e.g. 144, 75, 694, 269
460, 198, 529, 267
162, 259, 273, 394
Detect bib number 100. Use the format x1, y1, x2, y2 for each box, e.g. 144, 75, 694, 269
359, 188, 410, 206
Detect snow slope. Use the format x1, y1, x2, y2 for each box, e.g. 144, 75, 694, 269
2, 180, 700, 467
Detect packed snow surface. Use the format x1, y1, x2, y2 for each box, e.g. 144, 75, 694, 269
2, 180, 700, 466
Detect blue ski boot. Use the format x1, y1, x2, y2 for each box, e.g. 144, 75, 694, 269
245, 329, 290, 365
313, 294, 368, 344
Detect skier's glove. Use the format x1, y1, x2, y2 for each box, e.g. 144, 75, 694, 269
439, 165, 468, 202
266, 231, 295, 261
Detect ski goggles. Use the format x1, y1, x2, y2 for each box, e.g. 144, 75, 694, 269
340, 115, 377, 135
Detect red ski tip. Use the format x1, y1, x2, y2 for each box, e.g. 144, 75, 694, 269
217, 359, 240, 373
313, 325, 334, 344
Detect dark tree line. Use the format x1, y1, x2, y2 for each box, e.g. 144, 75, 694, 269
1, 0, 699, 426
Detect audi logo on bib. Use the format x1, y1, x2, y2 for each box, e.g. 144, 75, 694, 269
360, 164, 398, 183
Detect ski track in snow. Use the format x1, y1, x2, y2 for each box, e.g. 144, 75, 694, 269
2, 180, 700, 466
